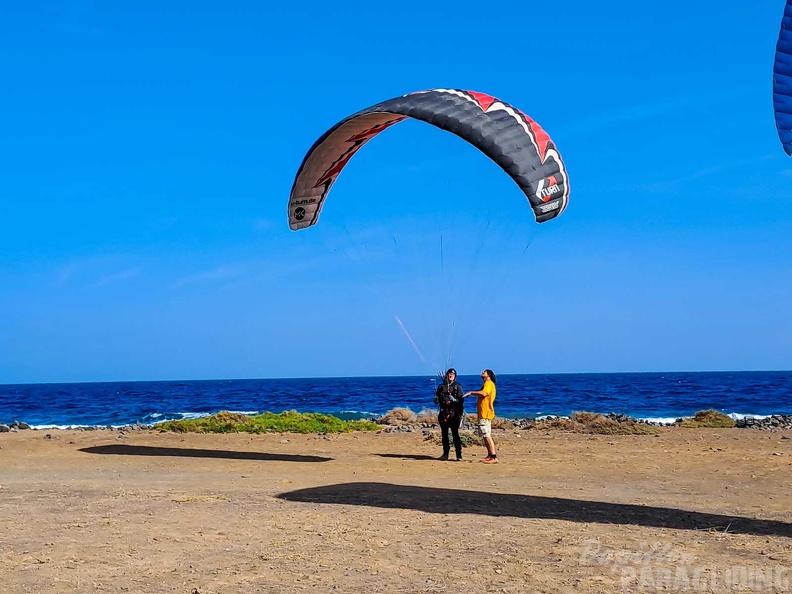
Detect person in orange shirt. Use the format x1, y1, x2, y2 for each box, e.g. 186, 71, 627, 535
463, 369, 498, 464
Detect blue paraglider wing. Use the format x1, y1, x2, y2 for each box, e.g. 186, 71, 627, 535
774, 0, 792, 155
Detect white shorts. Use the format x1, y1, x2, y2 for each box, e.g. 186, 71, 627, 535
477, 419, 492, 438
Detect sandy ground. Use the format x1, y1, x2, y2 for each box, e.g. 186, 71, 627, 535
1, 426, 791, 594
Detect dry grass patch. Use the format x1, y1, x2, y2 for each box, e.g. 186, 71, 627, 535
377, 408, 418, 425
678, 409, 736, 428
416, 409, 439, 424
533, 412, 660, 435
171, 494, 229, 503
423, 431, 483, 448
461, 414, 514, 430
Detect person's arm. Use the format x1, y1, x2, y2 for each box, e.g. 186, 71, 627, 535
465, 382, 492, 399
463, 388, 486, 398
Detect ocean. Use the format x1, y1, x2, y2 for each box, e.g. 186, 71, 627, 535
1, 370, 790, 429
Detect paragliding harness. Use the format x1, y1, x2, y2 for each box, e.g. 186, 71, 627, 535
435, 380, 464, 424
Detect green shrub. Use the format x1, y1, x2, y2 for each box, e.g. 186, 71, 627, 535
158, 410, 381, 434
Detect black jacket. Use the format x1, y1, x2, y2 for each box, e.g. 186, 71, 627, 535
435, 380, 464, 417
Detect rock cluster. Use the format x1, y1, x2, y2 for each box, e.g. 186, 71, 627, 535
0, 421, 31, 432
0, 421, 154, 433
372, 411, 792, 432
505, 414, 674, 429
735, 414, 792, 430
378, 424, 417, 433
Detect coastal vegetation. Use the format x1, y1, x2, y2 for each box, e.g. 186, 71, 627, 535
153, 407, 738, 436
380, 408, 661, 435
377, 409, 744, 435
533, 412, 661, 435
677, 409, 736, 428
157, 410, 381, 434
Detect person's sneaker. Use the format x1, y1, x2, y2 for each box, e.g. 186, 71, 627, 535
455, 452, 462, 461
438, 453, 449, 461
480, 456, 499, 464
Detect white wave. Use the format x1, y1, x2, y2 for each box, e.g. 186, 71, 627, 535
636, 412, 774, 424
727, 412, 770, 420
170, 410, 260, 419
173, 412, 213, 420
636, 417, 679, 425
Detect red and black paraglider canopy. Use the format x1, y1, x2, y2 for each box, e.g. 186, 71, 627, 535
288, 89, 570, 230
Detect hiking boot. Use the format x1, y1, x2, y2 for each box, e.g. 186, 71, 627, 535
438, 453, 449, 461
455, 452, 462, 461
480, 456, 499, 464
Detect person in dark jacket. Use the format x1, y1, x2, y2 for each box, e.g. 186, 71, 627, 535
434, 368, 464, 460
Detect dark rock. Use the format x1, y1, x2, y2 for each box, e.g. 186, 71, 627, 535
0, 424, 9, 433
735, 414, 792, 431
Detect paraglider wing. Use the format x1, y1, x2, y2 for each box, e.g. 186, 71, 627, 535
775, 0, 792, 155
288, 89, 569, 230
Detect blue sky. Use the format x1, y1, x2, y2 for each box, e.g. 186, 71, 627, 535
1, 0, 790, 384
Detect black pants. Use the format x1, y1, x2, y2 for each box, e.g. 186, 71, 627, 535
439, 413, 463, 455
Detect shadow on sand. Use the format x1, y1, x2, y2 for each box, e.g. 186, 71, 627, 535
276, 482, 792, 538
374, 453, 439, 461
79, 444, 332, 463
